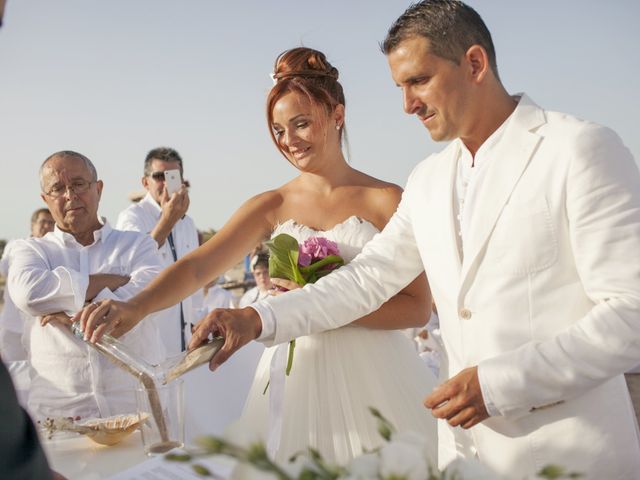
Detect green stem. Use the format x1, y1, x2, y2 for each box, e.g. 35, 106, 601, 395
285, 339, 296, 376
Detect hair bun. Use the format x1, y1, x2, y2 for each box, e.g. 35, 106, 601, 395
273, 47, 339, 82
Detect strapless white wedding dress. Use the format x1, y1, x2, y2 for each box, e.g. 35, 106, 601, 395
239, 216, 438, 466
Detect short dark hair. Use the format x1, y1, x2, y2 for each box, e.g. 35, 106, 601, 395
250, 253, 269, 271
382, 0, 499, 79
144, 147, 184, 176
30, 208, 51, 225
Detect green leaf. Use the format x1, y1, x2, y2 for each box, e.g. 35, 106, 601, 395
368, 406, 396, 441
192, 464, 212, 476
537, 465, 566, 479
265, 234, 306, 285
300, 255, 344, 283
194, 436, 229, 455
164, 453, 192, 462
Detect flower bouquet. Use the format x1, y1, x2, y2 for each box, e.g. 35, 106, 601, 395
265, 233, 344, 375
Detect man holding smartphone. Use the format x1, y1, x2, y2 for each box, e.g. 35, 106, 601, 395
116, 147, 202, 355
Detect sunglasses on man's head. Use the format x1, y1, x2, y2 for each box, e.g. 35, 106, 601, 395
149, 172, 166, 181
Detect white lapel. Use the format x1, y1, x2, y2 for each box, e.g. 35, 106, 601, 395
458, 95, 546, 294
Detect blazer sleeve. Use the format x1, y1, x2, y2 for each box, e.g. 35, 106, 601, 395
259, 167, 427, 347
480, 124, 640, 417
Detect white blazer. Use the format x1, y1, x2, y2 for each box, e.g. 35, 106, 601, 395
261, 95, 640, 478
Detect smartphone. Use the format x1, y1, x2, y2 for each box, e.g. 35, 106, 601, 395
164, 169, 182, 196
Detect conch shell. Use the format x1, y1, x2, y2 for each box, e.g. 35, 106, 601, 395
40, 413, 149, 446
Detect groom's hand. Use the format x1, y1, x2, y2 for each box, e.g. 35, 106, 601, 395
424, 366, 489, 429
189, 307, 262, 372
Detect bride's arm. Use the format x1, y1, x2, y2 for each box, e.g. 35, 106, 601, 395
351, 185, 431, 329
80, 191, 281, 341
351, 272, 431, 329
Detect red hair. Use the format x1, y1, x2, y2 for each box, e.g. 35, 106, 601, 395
267, 48, 346, 159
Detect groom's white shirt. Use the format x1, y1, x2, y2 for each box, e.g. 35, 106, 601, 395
252, 94, 640, 478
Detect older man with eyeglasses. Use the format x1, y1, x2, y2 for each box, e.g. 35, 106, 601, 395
116, 147, 202, 356
8, 150, 165, 420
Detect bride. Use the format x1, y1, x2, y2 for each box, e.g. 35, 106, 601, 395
80, 47, 438, 464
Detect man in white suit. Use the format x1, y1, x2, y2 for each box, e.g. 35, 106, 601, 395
204, 1, 640, 477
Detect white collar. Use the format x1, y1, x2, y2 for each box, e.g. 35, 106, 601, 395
53, 216, 111, 247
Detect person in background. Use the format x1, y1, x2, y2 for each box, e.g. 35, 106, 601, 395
0, 208, 54, 405
9, 151, 165, 420
202, 277, 236, 311
117, 147, 202, 356
238, 254, 272, 308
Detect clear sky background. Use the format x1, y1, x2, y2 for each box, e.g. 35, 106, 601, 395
0, 1, 638, 240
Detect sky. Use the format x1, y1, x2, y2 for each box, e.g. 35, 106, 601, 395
0, 0, 638, 240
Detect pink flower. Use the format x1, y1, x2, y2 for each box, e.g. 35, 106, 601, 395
298, 237, 340, 267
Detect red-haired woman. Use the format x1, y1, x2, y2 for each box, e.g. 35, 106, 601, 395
80, 47, 437, 465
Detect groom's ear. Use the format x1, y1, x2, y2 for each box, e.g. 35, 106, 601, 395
465, 44, 490, 84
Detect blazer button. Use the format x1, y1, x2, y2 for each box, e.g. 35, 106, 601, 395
460, 308, 472, 320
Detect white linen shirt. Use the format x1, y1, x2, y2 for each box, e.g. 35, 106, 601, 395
203, 285, 236, 311
116, 192, 203, 356
8, 220, 165, 420
239, 286, 269, 308
1, 240, 31, 336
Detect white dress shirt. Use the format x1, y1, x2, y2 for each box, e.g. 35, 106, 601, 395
452, 111, 513, 417
0, 239, 33, 406
117, 192, 203, 356
203, 285, 236, 311
8, 220, 165, 420
1, 240, 31, 337
239, 286, 269, 308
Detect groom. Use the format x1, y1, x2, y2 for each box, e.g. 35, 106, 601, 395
192, 1, 640, 477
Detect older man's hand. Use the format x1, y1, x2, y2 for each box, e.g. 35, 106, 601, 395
189, 307, 262, 372
424, 366, 489, 429
40, 312, 73, 328
73, 299, 143, 343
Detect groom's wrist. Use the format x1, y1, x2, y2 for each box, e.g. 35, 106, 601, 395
477, 364, 500, 417
248, 302, 275, 342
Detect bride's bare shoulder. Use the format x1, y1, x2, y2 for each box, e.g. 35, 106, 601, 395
227, 189, 285, 229
355, 172, 402, 205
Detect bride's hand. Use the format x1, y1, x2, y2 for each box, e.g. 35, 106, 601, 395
73, 299, 143, 343
270, 278, 302, 295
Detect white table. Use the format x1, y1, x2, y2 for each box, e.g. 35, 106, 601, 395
42, 340, 264, 478
42, 432, 147, 479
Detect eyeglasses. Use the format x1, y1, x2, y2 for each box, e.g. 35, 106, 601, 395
149, 171, 166, 181
44, 180, 95, 198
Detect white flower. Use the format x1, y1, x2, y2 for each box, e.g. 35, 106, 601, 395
230, 463, 279, 480
223, 419, 265, 449
280, 454, 317, 478
379, 440, 429, 480
342, 452, 380, 479
443, 457, 501, 480
391, 431, 429, 453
